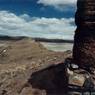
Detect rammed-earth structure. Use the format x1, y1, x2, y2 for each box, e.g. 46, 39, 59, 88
73, 0, 95, 69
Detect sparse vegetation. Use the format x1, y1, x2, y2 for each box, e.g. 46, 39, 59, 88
0, 38, 71, 95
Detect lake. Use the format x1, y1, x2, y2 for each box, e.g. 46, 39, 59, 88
41, 42, 73, 52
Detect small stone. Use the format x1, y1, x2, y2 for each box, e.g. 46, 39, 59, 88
71, 64, 79, 69
3, 49, 7, 53
67, 68, 74, 75
68, 73, 85, 87
68, 91, 81, 95
20, 87, 33, 95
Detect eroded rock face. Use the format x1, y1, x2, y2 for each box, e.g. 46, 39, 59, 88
73, 0, 95, 68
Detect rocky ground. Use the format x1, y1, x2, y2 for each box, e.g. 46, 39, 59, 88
0, 38, 72, 95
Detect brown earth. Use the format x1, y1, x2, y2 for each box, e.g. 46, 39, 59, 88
0, 38, 71, 95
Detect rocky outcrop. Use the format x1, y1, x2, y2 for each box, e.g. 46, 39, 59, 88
73, 0, 95, 68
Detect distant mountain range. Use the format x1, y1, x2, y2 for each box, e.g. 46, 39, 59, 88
0, 35, 26, 41
0, 35, 74, 43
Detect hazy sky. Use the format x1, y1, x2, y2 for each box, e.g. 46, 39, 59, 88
0, 0, 77, 40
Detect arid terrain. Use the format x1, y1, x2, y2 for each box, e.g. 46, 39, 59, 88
0, 38, 71, 95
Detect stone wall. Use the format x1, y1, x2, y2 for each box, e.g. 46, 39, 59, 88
73, 0, 95, 68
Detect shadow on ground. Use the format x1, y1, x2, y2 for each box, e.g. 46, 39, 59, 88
28, 63, 68, 95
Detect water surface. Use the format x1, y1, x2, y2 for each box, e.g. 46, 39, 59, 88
41, 42, 73, 52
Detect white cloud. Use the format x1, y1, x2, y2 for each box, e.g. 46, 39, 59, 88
38, 0, 76, 5
37, 0, 77, 11
0, 11, 76, 40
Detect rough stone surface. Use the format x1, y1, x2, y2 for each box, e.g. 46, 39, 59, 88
28, 63, 68, 95
73, 0, 95, 68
